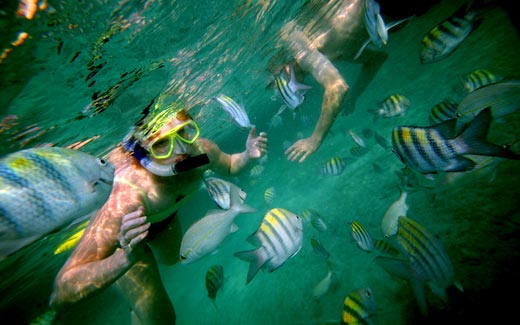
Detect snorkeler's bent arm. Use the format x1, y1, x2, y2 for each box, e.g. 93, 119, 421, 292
198, 138, 250, 176
50, 203, 145, 310
299, 48, 348, 146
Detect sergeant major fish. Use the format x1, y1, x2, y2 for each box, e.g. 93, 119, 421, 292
392, 107, 520, 174
203, 177, 247, 210
341, 287, 377, 324
0, 147, 114, 259
180, 182, 256, 264
206, 264, 224, 309
375, 216, 463, 315
369, 94, 410, 122
234, 208, 303, 284
274, 64, 312, 116
214, 94, 253, 129
420, 0, 493, 64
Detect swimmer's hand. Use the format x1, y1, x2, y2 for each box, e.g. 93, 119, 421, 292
118, 207, 150, 259
285, 137, 320, 163
246, 127, 268, 159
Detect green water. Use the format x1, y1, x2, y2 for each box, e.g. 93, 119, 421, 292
1, 0, 519, 324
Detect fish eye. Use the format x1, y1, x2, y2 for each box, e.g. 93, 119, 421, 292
180, 254, 186, 260
99, 158, 107, 165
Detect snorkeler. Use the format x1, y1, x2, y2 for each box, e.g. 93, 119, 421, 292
49, 102, 268, 324
272, 0, 389, 162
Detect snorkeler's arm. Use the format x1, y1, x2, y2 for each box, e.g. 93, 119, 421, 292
50, 197, 148, 310
199, 128, 267, 176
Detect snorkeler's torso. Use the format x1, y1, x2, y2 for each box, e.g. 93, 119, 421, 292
287, 0, 367, 60
110, 147, 205, 224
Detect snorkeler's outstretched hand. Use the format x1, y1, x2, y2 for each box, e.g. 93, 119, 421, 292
118, 207, 150, 259
246, 127, 268, 159
285, 137, 319, 163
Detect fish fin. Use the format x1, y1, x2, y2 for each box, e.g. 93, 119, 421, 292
230, 223, 239, 233
431, 117, 458, 139
411, 277, 429, 315
374, 255, 411, 280
276, 104, 287, 116
0, 235, 42, 259
459, 107, 520, 159
386, 16, 412, 32
233, 249, 268, 284
375, 256, 429, 315
354, 38, 371, 60
288, 63, 312, 93
229, 183, 257, 214
444, 157, 477, 172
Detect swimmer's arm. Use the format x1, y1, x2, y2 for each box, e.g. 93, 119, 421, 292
50, 205, 145, 310
200, 128, 267, 176
303, 52, 348, 145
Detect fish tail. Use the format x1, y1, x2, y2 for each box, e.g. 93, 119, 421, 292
459, 107, 520, 160
229, 183, 257, 214
233, 249, 267, 284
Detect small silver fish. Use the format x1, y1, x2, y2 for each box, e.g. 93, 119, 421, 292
312, 266, 334, 299
180, 184, 256, 264
214, 94, 253, 128
348, 129, 367, 148
381, 189, 408, 238
0, 147, 114, 259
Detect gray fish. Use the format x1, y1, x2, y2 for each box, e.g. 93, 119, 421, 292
456, 78, 520, 128
373, 131, 390, 150
392, 107, 520, 174
234, 208, 303, 284
214, 94, 253, 128
206, 264, 224, 308
0, 147, 114, 259
180, 183, 256, 264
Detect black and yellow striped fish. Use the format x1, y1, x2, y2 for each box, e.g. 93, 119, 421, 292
420, 1, 491, 63
429, 98, 459, 125
462, 69, 503, 92
369, 94, 410, 121
375, 216, 462, 315
392, 107, 519, 174
320, 156, 347, 176
350, 220, 374, 253
205, 265, 224, 308
341, 287, 377, 324
234, 208, 303, 284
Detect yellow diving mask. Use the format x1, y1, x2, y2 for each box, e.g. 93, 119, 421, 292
148, 119, 200, 160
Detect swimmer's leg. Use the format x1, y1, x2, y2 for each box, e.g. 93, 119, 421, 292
116, 247, 176, 325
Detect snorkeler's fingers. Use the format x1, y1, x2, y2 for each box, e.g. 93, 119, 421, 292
121, 216, 148, 233
128, 231, 148, 248
124, 223, 151, 242
121, 207, 145, 223
298, 151, 310, 163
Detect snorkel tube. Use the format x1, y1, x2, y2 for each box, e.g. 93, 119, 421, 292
139, 153, 210, 177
